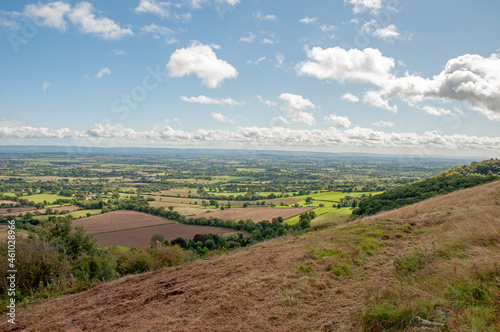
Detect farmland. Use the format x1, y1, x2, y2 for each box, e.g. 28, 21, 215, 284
94, 223, 247, 249
72, 210, 176, 234
191, 206, 313, 223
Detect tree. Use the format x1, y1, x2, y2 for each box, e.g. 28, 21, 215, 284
151, 233, 165, 244
305, 197, 313, 204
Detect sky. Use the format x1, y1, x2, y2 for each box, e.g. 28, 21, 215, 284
1, 0, 499, 158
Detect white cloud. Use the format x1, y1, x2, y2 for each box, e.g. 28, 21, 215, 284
421, 105, 456, 117
211, 112, 235, 124
253, 12, 276, 21
279, 93, 316, 126
134, 0, 171, 19
140, 23, 173, 35
341, 93, 360, 103
373, 24, 401, 42
297, 46, 395, 86
247, 56, 266, 65
219, 0, 240, 6
114, 50, 127, 55
372, 120, 394, 127
364, 91, 397, 112
239, 32, 255, 43
378, 53, 500, 120
167, 42, 238, 88
325, 114, 351, 128
0, 12, 21, 31
261, 38, 277, 45
24, 1, 71, 31
257, 95, 277, 107
42, 82, 51, 91
181, 95, 243, 106
275, 53, 285, 67
345, 0, 392, 14
299, 17, 317, 24
361, 20, 405, 43
2, 122, 499, 154
279, 93, 316, 111
320, 25, 336, 32
96, 67, 111, 78
68, 2, 133, 40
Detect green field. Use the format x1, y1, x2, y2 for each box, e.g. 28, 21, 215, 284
70, 209, 102, 218
285, 206, 353, 225
24, 194, 67, 204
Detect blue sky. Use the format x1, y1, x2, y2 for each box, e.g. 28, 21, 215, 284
1, 0, 499, 157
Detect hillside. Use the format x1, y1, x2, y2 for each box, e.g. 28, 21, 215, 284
353, 158, 500, 217
3, 180, 500, 331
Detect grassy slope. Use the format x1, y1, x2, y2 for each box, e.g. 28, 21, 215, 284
3, 180, 499, 331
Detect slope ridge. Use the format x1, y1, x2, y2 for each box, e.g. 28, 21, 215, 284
3, 180, 500, 331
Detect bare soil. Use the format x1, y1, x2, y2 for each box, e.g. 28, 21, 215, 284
72, 210, 175, 234
94, 223, 247, 249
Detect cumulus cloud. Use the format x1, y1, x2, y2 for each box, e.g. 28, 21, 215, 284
134, 0, 171, 19
253, 12, 276, 21
364, 91, 397, 112
68, 2, 133, 40
299, 17, 317, 24
378, 53, 500, 119
167, 42, 238, 88
239, 32, 255, 43
275, 53, 285, 67
345, 0, 394, 14
211, 112, 235, 124
42, 82, 51, 91
181, 95, 243, 106
299, 47, 500, 120
220, 0, 240, 6
96, 67, 111, 78
24, 1, 71, 31
421, 105, 457, 117
257, 95, 277, 107
261, 38, 277, 45
372, 120, 394, 127
297, 46, 395, 86
360, 20, 406, 43
2, 122, 499, 154
140, 23, 173, 35
324, 114, 351, 128
341, 93, 360, 103
279, 93, 316, 126
247, 56, 266, 65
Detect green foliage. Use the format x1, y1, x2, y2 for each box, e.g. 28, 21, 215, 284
353, 159, 500, 217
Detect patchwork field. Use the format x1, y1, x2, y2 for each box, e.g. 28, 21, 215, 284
0, 206, 36, 214
95, 223, 246, 249
191, 207, 313, 222
72, 210, 175, 234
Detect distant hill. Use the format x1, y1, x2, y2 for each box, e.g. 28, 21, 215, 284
352, 158, 500, 217
3, 181, 499, 331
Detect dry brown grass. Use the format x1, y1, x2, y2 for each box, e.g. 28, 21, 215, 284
2, 181, 499, 331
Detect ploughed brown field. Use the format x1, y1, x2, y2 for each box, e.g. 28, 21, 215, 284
191, 206, 313, 223
0, 206, 37, 214
72, 210, 175, 234
94, 223, 247, 249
